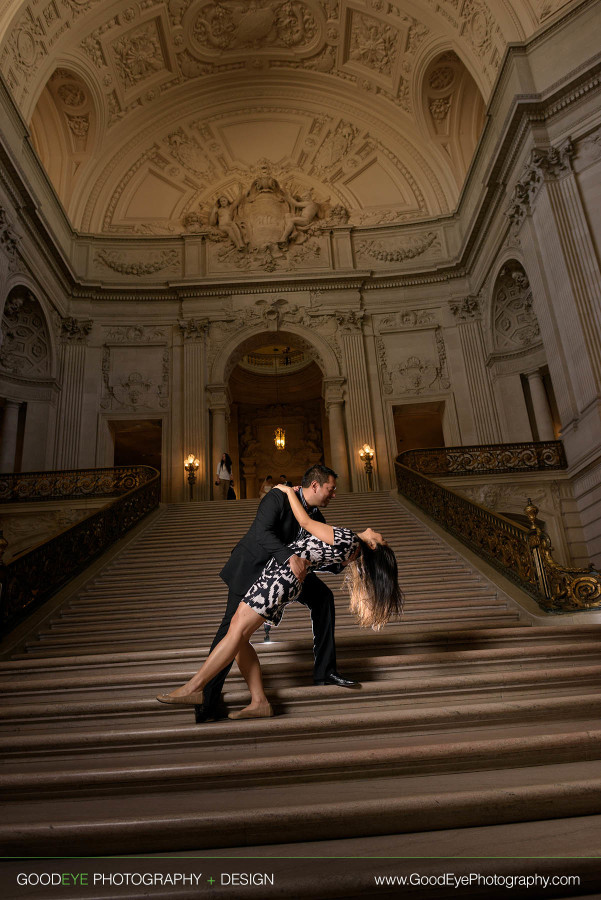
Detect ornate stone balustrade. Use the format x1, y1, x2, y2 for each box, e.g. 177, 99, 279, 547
399, 441, 567, 477
0, 466, 154, 503
395, 455, 601, 614
0, 466, 160, 635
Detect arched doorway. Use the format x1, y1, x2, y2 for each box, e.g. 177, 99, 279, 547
208, 324, 350, 497
228, 338, 327, 498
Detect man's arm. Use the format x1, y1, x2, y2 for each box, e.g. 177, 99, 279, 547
253, 490, 297, 565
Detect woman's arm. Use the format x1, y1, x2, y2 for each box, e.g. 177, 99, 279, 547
274, 485, 335, 545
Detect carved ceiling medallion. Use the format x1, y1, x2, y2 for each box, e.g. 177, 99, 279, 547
183, 0, 326, 61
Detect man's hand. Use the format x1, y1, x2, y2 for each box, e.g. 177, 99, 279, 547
288, 554, 309, 582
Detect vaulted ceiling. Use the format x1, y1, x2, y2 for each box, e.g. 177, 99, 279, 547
0, 0, 577, 234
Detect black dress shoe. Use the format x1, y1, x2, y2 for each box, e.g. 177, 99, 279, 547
314, 672, 359, 688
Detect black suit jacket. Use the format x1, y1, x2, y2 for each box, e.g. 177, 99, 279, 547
220, 488, 327, 597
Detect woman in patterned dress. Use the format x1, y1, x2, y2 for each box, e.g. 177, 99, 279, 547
157, 484, 402, 718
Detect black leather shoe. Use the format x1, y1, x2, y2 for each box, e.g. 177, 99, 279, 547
314, 672, 359, 688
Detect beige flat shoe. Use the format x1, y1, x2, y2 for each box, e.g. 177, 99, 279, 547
156, 691, 204, 706
228, 703, 274, 720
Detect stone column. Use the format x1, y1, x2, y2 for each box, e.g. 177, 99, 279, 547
0, 400, 21, 472
337, 312, 379, 491
179, 319, 209, 498
54, 317, 93, 469
207, 383, 230, 500
508, 139, 601, 444
449, 297, 502, 443
507, 137, 601, 563
323, 377, 350, 492
526, 370, 555, 441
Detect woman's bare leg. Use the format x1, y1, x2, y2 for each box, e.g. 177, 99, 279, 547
234, 640, 270, 712
166, 603, 264, 698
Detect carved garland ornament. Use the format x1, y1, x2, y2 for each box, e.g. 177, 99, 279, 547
94, 249, 180, 275
355, 231, 441, 264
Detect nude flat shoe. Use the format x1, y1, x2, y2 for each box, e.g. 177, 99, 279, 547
156, 691, 204, 705
228, 703, 274, 720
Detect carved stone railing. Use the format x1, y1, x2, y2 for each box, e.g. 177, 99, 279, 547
395, 457, 601, 614
0, 466, 160, 635
0, 466, 155, 503
399, 440, 567, 477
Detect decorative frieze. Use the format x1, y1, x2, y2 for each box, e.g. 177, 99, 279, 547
105, 325, 167, 343
377, 309, 437, 332
355, 231, 441, 265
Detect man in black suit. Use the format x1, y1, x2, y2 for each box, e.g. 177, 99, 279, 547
197, 463, 358, 721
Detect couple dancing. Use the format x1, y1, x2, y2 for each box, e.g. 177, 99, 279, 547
157, 464, 402, 719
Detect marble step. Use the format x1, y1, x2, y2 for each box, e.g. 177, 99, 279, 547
2, 693, 600, 758
2, 761, 601, 855
2, 663, 601, 727
4, 725, 601, 799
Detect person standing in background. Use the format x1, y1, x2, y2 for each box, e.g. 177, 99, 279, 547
215, 452, 233, 501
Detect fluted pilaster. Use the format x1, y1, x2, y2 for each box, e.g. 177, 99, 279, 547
54, 318, 92, 469
451, 301, 502, 443
338, 318, 378, 492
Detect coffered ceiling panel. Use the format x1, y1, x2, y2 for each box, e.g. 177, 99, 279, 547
0, 0, 583, 235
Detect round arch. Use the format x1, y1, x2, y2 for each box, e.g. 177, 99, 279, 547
209, 320, 341, 385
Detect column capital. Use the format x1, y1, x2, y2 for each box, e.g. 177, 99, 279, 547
178, 318, 210, 341
507, 139, 575, 227
60, 317, 93, 343
206, 382, 231, 410
449, 295, 481, 321
322, 376, 346, 409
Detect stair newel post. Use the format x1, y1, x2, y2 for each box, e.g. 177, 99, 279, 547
525, 499, 552, 604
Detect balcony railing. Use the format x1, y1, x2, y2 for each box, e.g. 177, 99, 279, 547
0, 466, 160, 635
395, 443, 601, 614
399, 440, 567, 477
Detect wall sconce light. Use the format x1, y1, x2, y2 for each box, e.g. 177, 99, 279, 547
184, 453, 200, 501
359, 443, 374, 490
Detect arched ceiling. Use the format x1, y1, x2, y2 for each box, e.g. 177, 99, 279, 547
0, 0, 578, 234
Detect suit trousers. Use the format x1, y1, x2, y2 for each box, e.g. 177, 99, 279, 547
202, 571, 337, 712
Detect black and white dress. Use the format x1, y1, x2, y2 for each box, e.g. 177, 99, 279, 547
242, 527, 359, 626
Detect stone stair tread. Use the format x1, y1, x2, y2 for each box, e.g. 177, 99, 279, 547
4, 725, 601, 797
4, 642, 601, 694
2, 761, 601, 848
3, 492, 600, 858
3, 662, 601, 722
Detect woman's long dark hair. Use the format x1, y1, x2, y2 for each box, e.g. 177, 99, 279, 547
345, 538, 403, 630
223, 452, 232, 475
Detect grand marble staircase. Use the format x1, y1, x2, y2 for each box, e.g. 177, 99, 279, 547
2, 492, 601, 874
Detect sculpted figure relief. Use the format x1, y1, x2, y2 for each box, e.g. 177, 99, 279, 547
209, 192, 246, 250
207, 161, 323, 264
